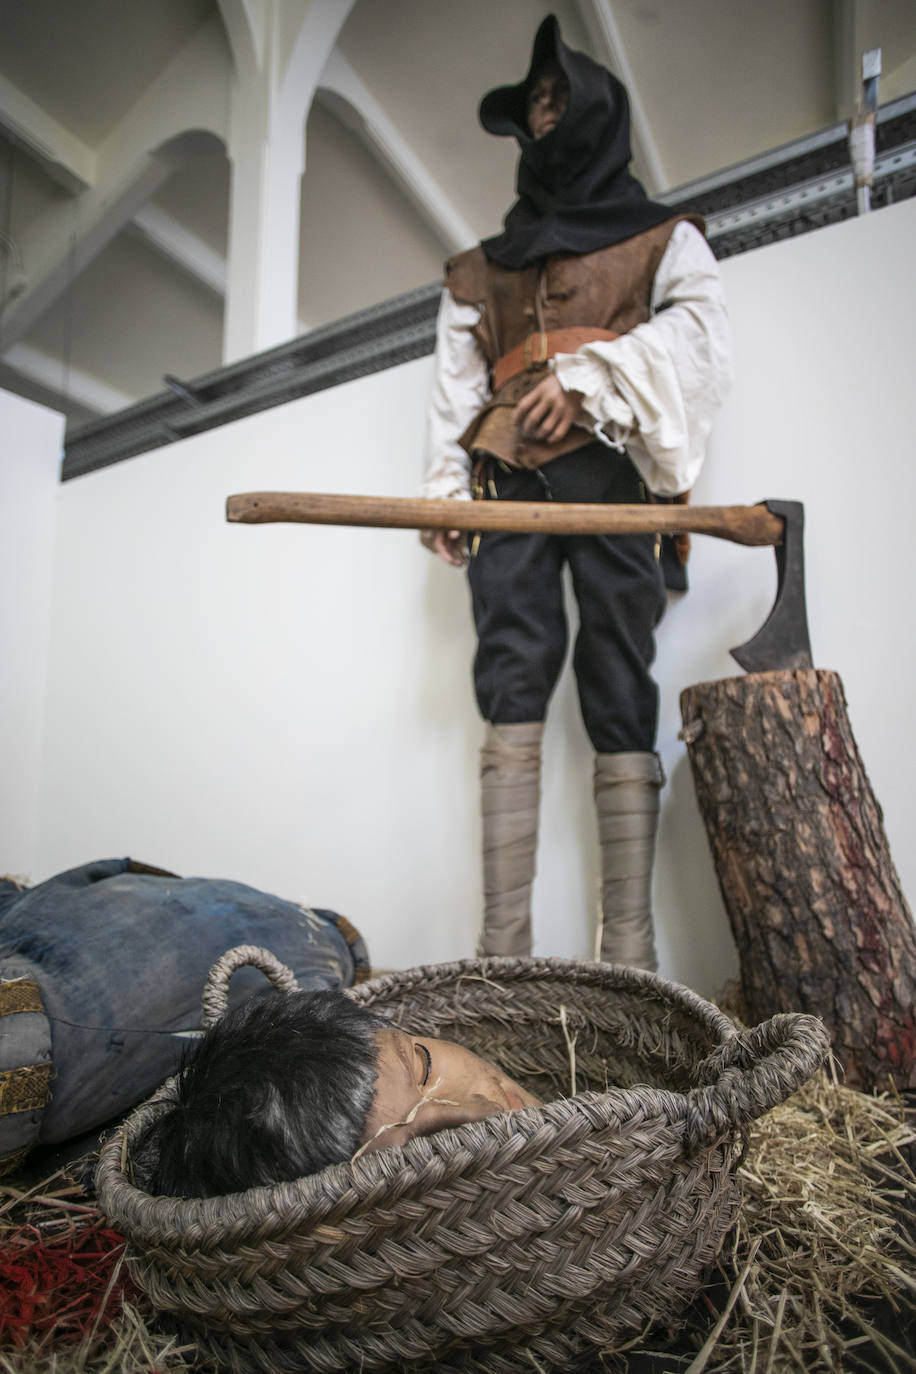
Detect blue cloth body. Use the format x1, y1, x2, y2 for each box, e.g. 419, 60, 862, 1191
0, 858, 368, 1147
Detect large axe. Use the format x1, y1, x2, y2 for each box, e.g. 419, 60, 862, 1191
225, 492, 810, 672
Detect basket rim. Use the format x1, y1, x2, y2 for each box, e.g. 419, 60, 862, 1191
95, 957, 740, 1238
347, 956, 738, 1038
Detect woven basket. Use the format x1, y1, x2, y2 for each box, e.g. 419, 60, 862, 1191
96, 948, 829, 1373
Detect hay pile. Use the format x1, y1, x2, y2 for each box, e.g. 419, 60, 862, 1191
1, 1072, 913, 1374
620, 1065, 916, 1373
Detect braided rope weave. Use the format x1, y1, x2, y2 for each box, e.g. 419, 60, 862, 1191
96, 954, 829, 1372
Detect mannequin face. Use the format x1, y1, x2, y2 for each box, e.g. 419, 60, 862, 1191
526, 61, 570, 139
359, 1027, 542, 1154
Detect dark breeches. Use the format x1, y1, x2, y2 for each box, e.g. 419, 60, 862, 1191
467, 443, 667, 753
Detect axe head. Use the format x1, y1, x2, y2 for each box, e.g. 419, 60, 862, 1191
730, 500, 814, 672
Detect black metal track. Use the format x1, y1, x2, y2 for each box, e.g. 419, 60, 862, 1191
62, 282, 441, 480
61, 93, 916, 482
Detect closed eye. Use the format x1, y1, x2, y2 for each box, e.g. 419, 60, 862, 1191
416, 1042, 432, 1087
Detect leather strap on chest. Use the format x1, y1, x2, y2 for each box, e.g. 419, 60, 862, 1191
492, 326, 620, 389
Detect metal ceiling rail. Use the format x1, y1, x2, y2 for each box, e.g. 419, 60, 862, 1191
61, 92, 916, 482
707, 139, 916, 238
62, 282, 441, 480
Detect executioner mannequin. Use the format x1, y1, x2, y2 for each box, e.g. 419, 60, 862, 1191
422, 16, 732, 967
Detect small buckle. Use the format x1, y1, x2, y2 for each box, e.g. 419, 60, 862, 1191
523, 331, 549, 368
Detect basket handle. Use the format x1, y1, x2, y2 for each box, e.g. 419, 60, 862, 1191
200, 944, 300, 1028
684, 1012, 830, 1153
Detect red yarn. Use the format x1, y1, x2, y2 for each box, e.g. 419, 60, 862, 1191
0, 1222, 133, 1349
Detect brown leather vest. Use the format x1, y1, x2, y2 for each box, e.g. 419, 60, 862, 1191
445, 215, 701, 469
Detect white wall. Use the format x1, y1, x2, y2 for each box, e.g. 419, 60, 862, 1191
11, 196, 916, 994
0, 391, 63, 876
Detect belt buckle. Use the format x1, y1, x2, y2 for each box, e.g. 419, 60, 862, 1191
523, 331, 549, 368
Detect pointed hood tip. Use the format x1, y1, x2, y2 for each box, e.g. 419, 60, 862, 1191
478, 14, 681, 269
479, 13, 562, 139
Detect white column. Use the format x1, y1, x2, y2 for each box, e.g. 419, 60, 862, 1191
223, 78, 305, 361
221, 0, 357, 362
575, 0, 667, 192
319, 52, 477, 256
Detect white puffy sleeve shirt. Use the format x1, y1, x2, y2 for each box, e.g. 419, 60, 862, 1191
422, 220, 732, 501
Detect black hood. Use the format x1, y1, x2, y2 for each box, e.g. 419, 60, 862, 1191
479, 14, 674, 268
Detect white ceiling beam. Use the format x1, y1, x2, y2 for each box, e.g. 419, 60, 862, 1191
0, 74, 96, 192
3, 256, 305, 409
574, 0, 667, 193
93, 16, 228, 183
1, 341, 136, 416
318, 51, 477, 255
129, 204, 227, 296
276, 0, 359, 125
217, 0, 267, 74
0, 18, 229, 352
114, 208, 317, 337
0, 154, 176, 351
128, 207, 312, 336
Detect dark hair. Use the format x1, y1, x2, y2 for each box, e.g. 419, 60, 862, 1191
143, 990, 388, 1198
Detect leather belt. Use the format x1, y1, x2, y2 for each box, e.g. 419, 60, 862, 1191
492, 327, 620, 390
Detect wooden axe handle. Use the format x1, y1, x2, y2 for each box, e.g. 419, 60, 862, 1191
225, 492, 784, 547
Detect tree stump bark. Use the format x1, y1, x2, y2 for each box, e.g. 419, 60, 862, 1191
680, 669, 916, 1092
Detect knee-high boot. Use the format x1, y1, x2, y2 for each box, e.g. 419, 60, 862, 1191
594, 751, 664, 971
478, 721, 544, 957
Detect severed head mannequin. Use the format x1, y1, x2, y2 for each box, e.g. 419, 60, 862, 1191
359, 1022, 541, 1155
143, 989, 541, 1198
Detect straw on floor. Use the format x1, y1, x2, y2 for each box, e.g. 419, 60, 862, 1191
1, 1033, 913, 1371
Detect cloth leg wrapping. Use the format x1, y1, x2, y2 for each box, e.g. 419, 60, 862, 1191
479, 721, 544, 956
594, 751, 664, 971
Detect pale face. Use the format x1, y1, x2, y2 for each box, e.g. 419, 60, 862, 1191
358, 1027, 542, 1155
526, 62, 570, 140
